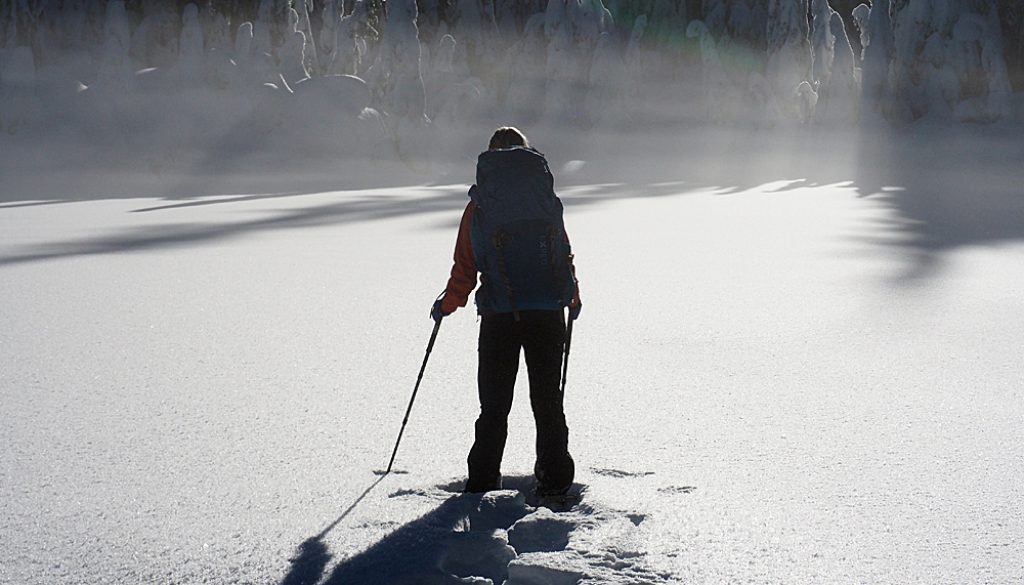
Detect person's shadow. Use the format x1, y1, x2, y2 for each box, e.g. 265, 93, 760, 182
278, 475, 389, 585
278, 475, 559, 585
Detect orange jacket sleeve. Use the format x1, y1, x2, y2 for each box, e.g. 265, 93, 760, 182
440, 201, 478, 314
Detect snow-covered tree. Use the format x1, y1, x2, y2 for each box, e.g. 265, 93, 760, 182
229, 20, 260, 86
373, 0, 426, 125
727, 0, 768, 49
201, 1, 232, 52
766, 0, 811, 120
0, 44, 35, 133
860, 0, 892, 119
292, 0, 318, 75
175, 3, 206, 82
810, 0, 835, 87
795, 80, 818, 123
704, 0, 727, 37
504, 13, 547, 125
586, 30, 624, 126
648, 0, 687, 52
623, 12, 647, 82
132, 0, 179, 70
333, 0, 373, 76
889, 0, 1010, 121
253, 0, 287, 63
278, 7, 311, 86
542, 5, 583, 126
687, 20, 728, 120
851, 3, 871, 60
450, 0, 498, 79
495, 0, 519, 43
95, 0, 133, 90
568, 0, 610, 53
819, 10, 859, 123
319, 0, 341, 74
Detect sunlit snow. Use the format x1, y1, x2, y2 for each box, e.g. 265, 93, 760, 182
2, 1, 1023, 584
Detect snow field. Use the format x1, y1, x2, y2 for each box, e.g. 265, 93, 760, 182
2, 124, 1024, 583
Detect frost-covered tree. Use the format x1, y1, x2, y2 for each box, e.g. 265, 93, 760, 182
860, 0, 892, 119
687, 20, 728, 119
95, 0, 133, 90
0, 44, 35, 133
175, 4, 206, 82
567, 0, 611, 53
132, 0, 179, 70
229, 20, 260, 85
543, 0, 567, 41
851, 3, 870, 60
795, 79, 818, 122
319, 0, 341, 73
703, 0, 727, 37
889, 0, 1011, 121
292, 0, 318, 74
201, 1, 231, 52
253, 0, 287, 62
46, 0, 90, 53
766, 0, 811, 120
278, 7, 311, 86
624, 12, 647, 76
333, 0, 373, 76
504, 13, 547, 125
495, 1, 519, 43
1000, 0, 1024, 89
727, 0, 768, 49
586, 30, 623, 126
648, 0, 687, 52
449, 0, 497, 79
428, 32, 485, 128
542, 5, 583, 126
810, 0, 835, 87
819, 11, 858, 122
373, 0, 425, 124
0, 0, 39, 49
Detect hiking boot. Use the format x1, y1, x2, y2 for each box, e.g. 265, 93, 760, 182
464, 475, 502, 493
534, 482, 570, 498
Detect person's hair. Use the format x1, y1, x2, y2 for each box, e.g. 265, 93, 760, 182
488, 126, 529, 150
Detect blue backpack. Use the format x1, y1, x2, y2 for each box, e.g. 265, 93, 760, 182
469, 146, 576, 316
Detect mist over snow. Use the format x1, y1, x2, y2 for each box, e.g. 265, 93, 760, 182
2, 1, 1024, 585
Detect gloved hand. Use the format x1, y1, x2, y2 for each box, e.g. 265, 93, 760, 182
431, 298, 452, 322
568, 302, 582, 321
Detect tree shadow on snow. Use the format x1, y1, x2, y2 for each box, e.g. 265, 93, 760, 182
4, 118, 1022, 281
0, 187, 468, 267
850, 122, 1024, 282
550, 121, 1024, 283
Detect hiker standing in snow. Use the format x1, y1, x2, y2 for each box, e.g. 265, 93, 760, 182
432, 127, 582, 496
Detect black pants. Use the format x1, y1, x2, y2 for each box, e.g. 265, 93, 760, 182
466, 310, 574, 492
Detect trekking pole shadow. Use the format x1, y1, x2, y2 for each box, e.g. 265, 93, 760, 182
278, 475, 387, 585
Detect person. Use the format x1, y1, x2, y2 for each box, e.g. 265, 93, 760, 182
431, 126, 582, 496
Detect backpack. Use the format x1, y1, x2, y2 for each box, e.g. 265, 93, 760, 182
469, 146, 576, 316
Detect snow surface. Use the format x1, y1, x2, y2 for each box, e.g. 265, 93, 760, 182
2, 118, 1024, 584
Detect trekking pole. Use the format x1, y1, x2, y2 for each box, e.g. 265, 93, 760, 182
560, 312, 574, 394
385, 318, 442, 474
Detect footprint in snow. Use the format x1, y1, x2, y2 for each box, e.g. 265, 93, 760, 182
658, 485, 698, 495
317, 475, 672, 584
590, 467, 656, 478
